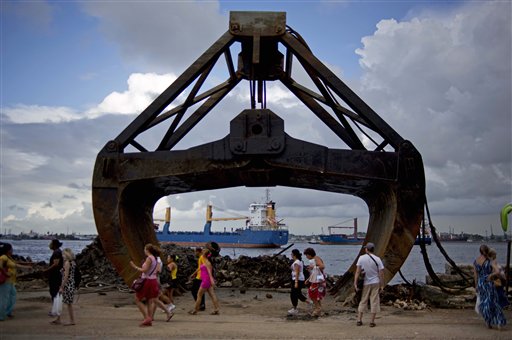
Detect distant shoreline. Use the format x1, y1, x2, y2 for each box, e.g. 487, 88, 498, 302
0, 235, 97, 241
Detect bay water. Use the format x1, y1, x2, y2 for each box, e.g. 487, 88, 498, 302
4, 238, 510, 285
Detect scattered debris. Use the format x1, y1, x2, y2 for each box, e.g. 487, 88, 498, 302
14, 237, 481, 310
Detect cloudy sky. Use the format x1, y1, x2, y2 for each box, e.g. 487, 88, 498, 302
1, 1, 510, 237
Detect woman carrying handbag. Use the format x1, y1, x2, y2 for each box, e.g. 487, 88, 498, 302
129, 243, 161, 327
304, 247, 326, 317
50, 248, 77, 325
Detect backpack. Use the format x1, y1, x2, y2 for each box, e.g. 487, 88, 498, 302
74, 263, 82, 289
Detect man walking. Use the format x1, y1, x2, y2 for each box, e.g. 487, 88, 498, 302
189, 247, 205, 311
44, 239, 63, 316
354, 242, 385, 327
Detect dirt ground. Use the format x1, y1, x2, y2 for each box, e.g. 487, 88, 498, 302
1, 287, 511, 339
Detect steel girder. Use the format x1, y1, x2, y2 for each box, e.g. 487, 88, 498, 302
92, 12, 425, 296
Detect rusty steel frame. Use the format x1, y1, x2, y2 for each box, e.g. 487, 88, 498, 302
92, 12, 425, 297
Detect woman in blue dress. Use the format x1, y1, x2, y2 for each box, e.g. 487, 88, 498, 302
473, 244, 506, 330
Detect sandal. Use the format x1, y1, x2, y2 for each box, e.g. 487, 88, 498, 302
356, 321, 363, 326
210, 310, 220, 315
139, 318, 152, 327
50, 320, 61, 325
166, 312, 174, 322
63, 323, 75, 326
188, 310, 197, 315
369, 322, 376, 327
310, 310, 321, 317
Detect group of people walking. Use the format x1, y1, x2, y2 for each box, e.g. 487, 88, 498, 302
1, 238, 509, 332
287, 247, 327, 317
130, 242, 220, 327
286, 243, 385, 325
0, 239, 79, 326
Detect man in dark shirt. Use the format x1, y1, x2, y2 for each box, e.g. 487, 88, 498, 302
44, 239, 63, 316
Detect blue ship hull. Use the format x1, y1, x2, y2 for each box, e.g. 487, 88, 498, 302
414, 236, 432, 245
156, 221, 289, 248
319, 235, 364, 245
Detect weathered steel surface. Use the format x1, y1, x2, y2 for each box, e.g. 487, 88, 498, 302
92, 12, 425, 296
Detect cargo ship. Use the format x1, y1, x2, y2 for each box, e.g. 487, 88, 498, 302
155, 200, 289, 248
319, 218, 364, 245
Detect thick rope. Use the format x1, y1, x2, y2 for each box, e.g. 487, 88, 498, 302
425, 200, 473, 285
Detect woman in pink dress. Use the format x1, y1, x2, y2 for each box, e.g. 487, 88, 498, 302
188, 249, 220, 315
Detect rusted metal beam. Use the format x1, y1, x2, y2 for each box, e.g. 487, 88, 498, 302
157, 61, 217, 150
280, 32, 404, 150
146, 80, 235, 130
113, 31, 236, 151
281, 76, 365, 149
159, 76, 242, 150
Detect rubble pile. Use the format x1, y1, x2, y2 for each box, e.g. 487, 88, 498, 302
387, 299, 428, 310
75, 237, 125, 286
17, 238, 330, 291
16, 239, 479, 310
159, 244, 339, 290
425, 263, 474, 287
215, 255, 291, 288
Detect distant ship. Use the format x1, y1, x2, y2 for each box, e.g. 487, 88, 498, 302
414, 218, 432, 245
308, 237, 320, 244
155, 198, 289, 248
319, 218, 364, 245
414, 234, 432, 245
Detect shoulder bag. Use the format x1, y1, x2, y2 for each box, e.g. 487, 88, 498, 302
0, 260, 9, 284
0, 267, 9, 284
357, 254, 380, 289
131, 257, 157, 292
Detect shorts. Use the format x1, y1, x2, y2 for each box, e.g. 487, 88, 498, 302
308, 282, 326, 301
168, 279, 178, 289
358, 283, 381, 313
135, 278, 160, 301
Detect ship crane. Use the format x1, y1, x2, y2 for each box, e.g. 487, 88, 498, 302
154, 206, 249, 224
326, 218, 358, 237
206, 205, 249, 222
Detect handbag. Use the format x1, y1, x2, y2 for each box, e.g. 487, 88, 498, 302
131, 277, 145, 291
307, 266, 325, 284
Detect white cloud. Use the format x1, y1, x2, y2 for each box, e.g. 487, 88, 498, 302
3, 215, 16, 223
2, 105, 82, 124
2, 72, 179, 123
1, 148, 49, 172
86, 72, 178, 116
354, 1, 511, 221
